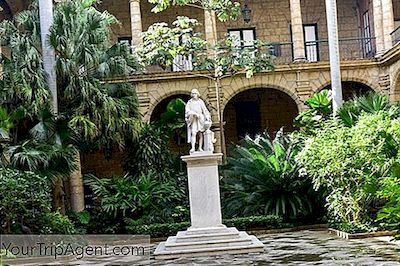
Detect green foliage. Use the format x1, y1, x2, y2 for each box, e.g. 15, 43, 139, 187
376, 176, 400, 238
294, 89, 332, 130
147, 0, 241, 22
126, 215, 283, 237
222, 129, 316, 219
0, 168, 51, 233
123, 123, 176, 178
85, 171, 185, 219
338, 93, 390, 127
136, 16, 274, 79
50, 0, 141, 148
332, 222, 376, 234
298, 111, 400, 223
40, 211, 76, 234
156, 98, 186, 133
0, 0, 141, 153
66, 210, 91, 234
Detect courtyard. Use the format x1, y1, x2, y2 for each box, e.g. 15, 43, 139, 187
12, 230, 400, 265
1, 0, 400, 265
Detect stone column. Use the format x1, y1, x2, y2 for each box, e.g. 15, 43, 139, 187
204, 10, 218, 45
290, 0, 306, 62
325, 0, 343, 112
372, 0, 385, 55
130, 0, 142, 48
381, 0, 395, 50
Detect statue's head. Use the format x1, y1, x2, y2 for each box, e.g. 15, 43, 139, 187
191, 89, 200, 100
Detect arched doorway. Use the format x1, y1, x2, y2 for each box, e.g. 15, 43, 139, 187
321, 81, 374, 101
223, 88, 299, 147
150, 94, 191, 155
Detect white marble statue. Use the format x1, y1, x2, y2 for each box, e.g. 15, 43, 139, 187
185, 89, 212, 153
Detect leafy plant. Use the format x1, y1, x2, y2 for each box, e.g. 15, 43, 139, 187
298, 111, 400, 223
376, 176, 400, 238
40, 211, 76, 234
294, 89, 332, 131
221, 129, 315, 219
85, 171, 185, 220
123, 123, 176, 178
0, 168, 51, 233
338, 93, 390, 127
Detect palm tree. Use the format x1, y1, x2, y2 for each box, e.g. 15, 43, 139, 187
0, 0, 141, 212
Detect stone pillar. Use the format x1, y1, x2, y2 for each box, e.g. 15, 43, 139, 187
373, 0, 385, 55
290, 0, 306, 62
325, 0, 343, 112
130, 0, 142, 48
381, 0, 395, 50
204, 10, 218, 45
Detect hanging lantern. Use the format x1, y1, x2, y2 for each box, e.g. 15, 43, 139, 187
242, 1, 251, 23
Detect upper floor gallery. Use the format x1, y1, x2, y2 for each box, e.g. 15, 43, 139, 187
1, 0, 400, 71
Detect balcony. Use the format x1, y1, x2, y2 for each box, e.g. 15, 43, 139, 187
142, 37, 377, 75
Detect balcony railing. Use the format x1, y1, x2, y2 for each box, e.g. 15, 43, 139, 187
268, 42, 293, 65
143, 37, 377, 74
172, 54, 193, 72
305, 37, 376, 62
391, 26, 400, 46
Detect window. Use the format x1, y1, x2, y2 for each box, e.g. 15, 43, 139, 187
228, 28, 256, 49
303, 24, 319, 62
362, 11, 373, 56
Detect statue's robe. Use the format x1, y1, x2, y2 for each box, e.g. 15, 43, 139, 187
185, 98, 210, 143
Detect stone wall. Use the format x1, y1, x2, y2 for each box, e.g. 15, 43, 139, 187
81, 148, 126, 178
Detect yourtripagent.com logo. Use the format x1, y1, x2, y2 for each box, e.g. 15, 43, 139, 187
0, 235, 150, 265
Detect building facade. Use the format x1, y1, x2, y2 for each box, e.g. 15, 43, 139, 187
2, 0, 400, 176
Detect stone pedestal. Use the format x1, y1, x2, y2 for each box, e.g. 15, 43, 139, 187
154, 153, 264, 259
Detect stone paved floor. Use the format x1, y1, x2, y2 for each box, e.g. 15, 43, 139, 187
12, 229, 400, 265
148, 229, 400, 266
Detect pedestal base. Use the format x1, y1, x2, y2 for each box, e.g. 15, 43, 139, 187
154, 226, 264, 259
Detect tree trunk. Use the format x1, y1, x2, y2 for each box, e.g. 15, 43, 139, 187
39, 0, 58, 114
69, 152, 85, 212
325, 0, 343, 113
52, 178, 65, 214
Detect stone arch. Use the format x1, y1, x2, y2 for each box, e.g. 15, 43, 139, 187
150, 93, 190, 122
316, 80, 377, 101
146, 90, 190, 122
222, 83, 303, 114
223, 87, 299, 146
147, 89, 213, 122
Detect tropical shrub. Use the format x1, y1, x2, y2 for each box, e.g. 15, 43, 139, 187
298, 110, 400, 224
221, 129, 316, 220
123, 123, 176, 178
294, 89, 332, 132
40, 211, 76, 234
0, 168, 51, 233
85, 171, 186, 224
338, 92, 390, 127
376, 175, 400, 238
